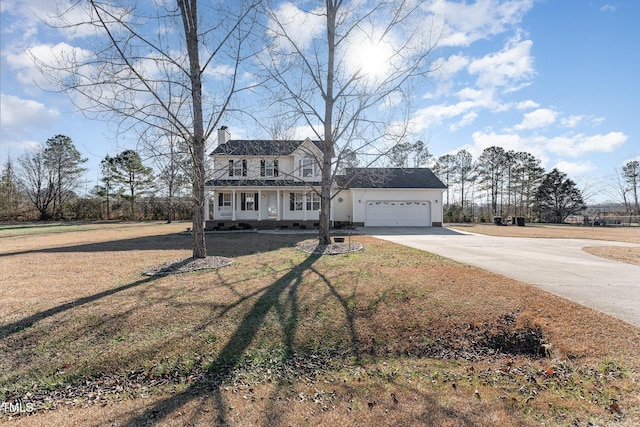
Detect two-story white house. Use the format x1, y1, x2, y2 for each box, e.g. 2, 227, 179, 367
204, 127, 446, 230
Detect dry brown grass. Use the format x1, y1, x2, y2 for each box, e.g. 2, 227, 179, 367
1, 222, 639, 426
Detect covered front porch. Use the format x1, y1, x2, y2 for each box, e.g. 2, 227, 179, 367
204, 187, 332, 230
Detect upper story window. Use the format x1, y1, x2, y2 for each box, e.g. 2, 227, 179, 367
260, 159, 279, 177
228, 159, 247, 177
300, 158, 316, 177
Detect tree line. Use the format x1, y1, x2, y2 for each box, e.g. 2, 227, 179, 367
428, 146, 638, 224
0, 135, 192, 222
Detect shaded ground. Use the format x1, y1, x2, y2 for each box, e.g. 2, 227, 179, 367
1, 222, 639, 426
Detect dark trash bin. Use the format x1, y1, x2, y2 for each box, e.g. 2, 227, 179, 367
516, 217, 525, 226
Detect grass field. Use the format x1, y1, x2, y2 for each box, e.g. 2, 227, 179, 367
1, 222, 639, 426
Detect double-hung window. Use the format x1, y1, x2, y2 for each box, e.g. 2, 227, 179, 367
241, 192, 258, 211
228, 159, 247, 177
306, 192, 321, 211
300, 158, 315, 177
260, 159, 279, 177
289, 192, 303, 211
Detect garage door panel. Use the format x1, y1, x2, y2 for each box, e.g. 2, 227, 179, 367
365, 200, 431, 226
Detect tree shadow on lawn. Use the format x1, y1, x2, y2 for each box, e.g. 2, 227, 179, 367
116, 251, 489, 427
0, 276, 160, 339
0, 233, 306, 339
0, 231, 306, 259
115, 253, 323, 426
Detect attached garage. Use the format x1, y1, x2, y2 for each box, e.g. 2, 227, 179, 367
365, 200, 432, 226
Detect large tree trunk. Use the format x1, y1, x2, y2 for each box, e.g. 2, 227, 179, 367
318, 2, 336, 246
181, 0, 207, 258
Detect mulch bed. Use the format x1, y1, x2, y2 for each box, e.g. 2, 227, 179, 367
296, 240, 364, 255
143, 256, 232, 276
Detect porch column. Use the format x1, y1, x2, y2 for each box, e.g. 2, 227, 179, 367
330, 194, 334, 222
277, 190, 281, 221
232, 190, 237, 221
204, 191, 212, 220
303, 192, 307, 221
258, 190, 262, 221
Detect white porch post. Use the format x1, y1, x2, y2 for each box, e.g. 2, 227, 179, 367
232, 190, 237, 221
303, 191, 307, 221
204, 191, 211, 220
330, 193, 334, 222
258, 190, 262, 221
282, 191, 287, 220
277, 190, 281, 221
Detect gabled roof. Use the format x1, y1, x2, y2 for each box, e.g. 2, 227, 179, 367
338, 168, 447, 189
210, 139, 322, 156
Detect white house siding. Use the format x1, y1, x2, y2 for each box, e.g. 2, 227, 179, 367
332, 190, 353, 223
349, 189, 444, 226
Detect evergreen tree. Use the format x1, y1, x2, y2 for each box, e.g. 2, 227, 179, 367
43, 135, 88, 219
433, 154, 456, 206
0, 158, 22, 220
476, 146, 507, 216
455, 149, 474, 210
622, 160, 639, 215
110, 150, 155, 219
534, 168, 586, 223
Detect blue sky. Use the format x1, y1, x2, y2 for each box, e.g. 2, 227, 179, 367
1, 0, 638, 203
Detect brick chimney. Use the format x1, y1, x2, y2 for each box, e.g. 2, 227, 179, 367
218, 126, 230, 146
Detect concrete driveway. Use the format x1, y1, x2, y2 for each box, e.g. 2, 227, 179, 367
363, 226, 640, 328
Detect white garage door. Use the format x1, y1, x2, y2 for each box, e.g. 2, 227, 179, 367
365, 200, 431, 226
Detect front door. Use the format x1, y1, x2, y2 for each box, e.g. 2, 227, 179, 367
267, 194, 278, 218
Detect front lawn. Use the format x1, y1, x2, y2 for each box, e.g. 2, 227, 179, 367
1, 223, 638, 426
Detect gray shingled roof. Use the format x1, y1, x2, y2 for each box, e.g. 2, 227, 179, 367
337, 168, 447, 189
210, 140, 322, 156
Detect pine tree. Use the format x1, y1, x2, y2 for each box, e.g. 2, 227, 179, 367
110, 150, 154, 219
43, 135, 87, 219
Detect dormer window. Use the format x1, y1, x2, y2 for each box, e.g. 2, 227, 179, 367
229, 159, 247, 177
260, 159, 279, 177
300, 158, 316, 177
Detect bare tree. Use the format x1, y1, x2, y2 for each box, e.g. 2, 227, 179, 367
18, 147, 55, 220
33, 0, 260, 258
262, 1, 439, 244
610, 168, 631, 213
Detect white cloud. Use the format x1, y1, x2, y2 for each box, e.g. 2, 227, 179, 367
601, 5, 616, 12
546, 132, 627, 157
468, 38, 535, 90
267, 2, 324, 53
6, 42, 93, 90
516, 100, 539, 109
0, 94, 59, 153
424, 0, 535, 47
553, 160, 596, 175
514, 108, 557, 130
0, 93, 59, 135
560, 114, 584, 128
